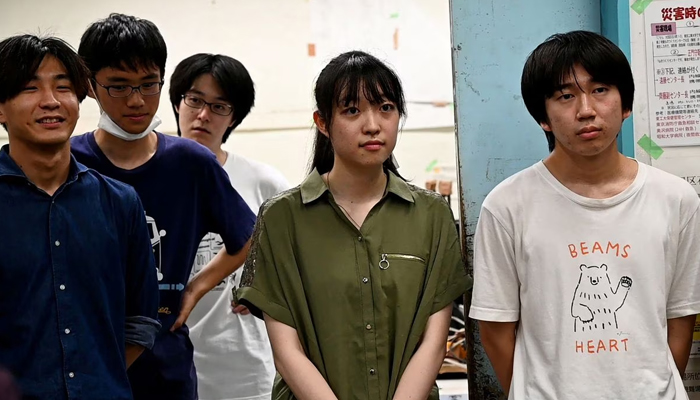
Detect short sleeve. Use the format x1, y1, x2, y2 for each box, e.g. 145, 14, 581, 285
235, 211, 295, 327
203, 156, 256, 254
124, 190, 161, 348
668, 202, 700, 318
468, 206, 520, 322
430, 200, 472, 314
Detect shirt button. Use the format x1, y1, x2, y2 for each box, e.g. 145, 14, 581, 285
362, 277, 369, 283
54, 240, 61, 247
366, 324, 372, 330
358, 236, 363, 242
59, 284, 66, 290
68, 372, 75, 378
369, 368, 376, 375
65, 328, 71, 334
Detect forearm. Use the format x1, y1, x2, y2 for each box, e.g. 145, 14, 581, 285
265, 313, 338, 400
394, 304, 453, 400
668, 315, 696, 374
275, 347, 338, 400
392, 333, 445, 399
189, 240, 250, 296
479, 321, 517, 395
125, 344, 145, 369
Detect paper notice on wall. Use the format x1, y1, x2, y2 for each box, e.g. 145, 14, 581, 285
691, 315, 700, 358
687, 314, 700, 397
645, 1, 700, 147
652, 153, 700, 196
683, 316, 700, 398
685, 369, 700, 398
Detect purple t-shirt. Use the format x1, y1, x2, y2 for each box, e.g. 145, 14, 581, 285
71, 132, 255, 399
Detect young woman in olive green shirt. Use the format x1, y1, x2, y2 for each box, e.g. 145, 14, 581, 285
237, 51, 471, 400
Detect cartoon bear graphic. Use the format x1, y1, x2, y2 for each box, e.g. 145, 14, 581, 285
571, 264, 632, 333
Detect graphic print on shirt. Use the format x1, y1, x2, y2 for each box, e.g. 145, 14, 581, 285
571, 264, 633, 333
567, 241, 634, 354
145, 214, 167, 281
190, 233, 228, 291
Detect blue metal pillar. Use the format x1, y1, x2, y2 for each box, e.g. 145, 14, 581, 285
601, 0, 635, 158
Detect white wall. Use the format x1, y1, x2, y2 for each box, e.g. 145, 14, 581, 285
0, 0, 455, 134
0, 128, 460, 215
223, 128, 459, 201
0, 127, 458, 184
0, 0, 459, 214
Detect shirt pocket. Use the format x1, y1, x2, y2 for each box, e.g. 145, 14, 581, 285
378, 252, 428, 308
379, 253, 426, 268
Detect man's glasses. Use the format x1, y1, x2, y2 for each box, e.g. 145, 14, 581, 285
181, 94, 233, 117
93, 80, 164, 98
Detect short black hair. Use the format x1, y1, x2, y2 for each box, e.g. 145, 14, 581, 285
0, 35, 90, 104
169, 54, 255, 143
78, 13, 167, 78
521, 30, 635, 152
309, 50, 406, 177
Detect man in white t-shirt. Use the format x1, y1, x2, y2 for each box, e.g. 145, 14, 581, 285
169, 53, 290, 400
470, 30, 700, 400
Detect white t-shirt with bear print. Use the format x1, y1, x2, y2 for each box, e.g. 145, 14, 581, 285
470, 160, 700, 400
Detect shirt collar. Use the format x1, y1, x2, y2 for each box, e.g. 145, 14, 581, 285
301, 168, 414, 204
0, 144, 88, 182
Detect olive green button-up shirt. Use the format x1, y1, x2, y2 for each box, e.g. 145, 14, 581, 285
237, 169, 471, 400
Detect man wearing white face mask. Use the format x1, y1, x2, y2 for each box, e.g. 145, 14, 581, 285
70, 14, 256, 400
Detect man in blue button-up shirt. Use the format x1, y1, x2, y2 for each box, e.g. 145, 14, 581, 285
0, 34, 161, 400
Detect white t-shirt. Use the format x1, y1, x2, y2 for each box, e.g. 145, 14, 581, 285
188, 152, 290, 400
469, 160, 700, 400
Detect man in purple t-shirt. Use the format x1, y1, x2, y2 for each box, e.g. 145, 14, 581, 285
71, 13, 256, 400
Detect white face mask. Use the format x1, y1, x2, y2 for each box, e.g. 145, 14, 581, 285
97, 112, 161, 142
91, 81, 162, 142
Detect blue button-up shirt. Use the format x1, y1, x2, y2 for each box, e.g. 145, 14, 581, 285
0, 146, 160, 400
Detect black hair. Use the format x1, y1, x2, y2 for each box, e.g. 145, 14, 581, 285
521, 30, 635, 152
78, 13, 167, 78
0, 35, 90, 103
0, 35, 90, 131
169, 53, 255, 143
309, 51, 406, 177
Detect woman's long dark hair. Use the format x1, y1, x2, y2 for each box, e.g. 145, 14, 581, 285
308, 51, 406, 177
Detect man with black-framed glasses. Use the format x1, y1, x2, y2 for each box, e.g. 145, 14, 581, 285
180, 94, 233, 118
70, 14, 256, 400
169, 53, 290, 400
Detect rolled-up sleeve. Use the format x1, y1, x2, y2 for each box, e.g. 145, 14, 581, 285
430, 200, 472, 314
125, 316, 161, 348
469, 206, 520, 322
124, 191, 161, 349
